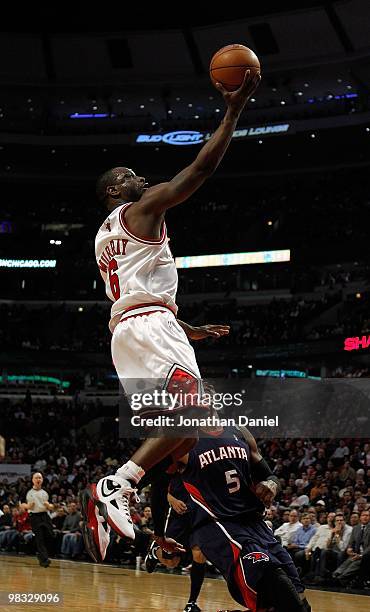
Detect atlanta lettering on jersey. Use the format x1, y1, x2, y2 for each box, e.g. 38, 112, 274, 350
98, 239, 128, 273
199, 445, 248, 469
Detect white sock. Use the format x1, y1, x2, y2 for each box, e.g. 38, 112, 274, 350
116, 460, 145, 484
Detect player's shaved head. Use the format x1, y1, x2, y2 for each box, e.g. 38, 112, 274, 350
96, 167, 130, 203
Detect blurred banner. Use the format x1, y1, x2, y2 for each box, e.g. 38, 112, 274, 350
0, 464, 31, 483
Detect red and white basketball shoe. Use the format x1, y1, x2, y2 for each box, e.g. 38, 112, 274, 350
93, 475, 137, 539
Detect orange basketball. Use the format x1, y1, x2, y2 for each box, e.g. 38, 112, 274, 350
209, 44, 261, 92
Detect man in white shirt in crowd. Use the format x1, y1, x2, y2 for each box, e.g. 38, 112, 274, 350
274, 509, 302, 547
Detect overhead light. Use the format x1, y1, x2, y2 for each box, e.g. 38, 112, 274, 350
280, 100, 286, 105
140, 104, 145, 109
297, 91, 303, 96
78, 306, 84, 312
49, 239, 55, 244
168, 109, 172, 114
194, 115, 199, 119
310, 133, 316, 138
356, 293, 361, 299
258, 139, 263, 144
267, 220, 273, 226
188, 103, 193, 108
248, 365, 253, 369
250, 98, 256, 102
304, 83, 309, 87
215, 108, 220, 113
55, 240, 62, 245
366, 127, 370, 132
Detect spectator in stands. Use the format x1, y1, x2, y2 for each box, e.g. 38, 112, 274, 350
350, 512, 360, 527
303, 511, 336, 580
312, 513, 352, 584
333, 509, 370, 586
274, 509, 301, 547
0, 506, 18, 551
9, 505, 33, 552
307, 507, 319, 528
331, 440, 350, 465
287, 512, 317, 571
0, 504, 12, 531
60, 502, 83, 559
140, 506, 154, 537
265, 506, 280, 531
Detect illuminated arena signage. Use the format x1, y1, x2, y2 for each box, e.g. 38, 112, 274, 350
136, 124, 290, 146
232, 124, 290, 138
136, 131, 204, 145
0, 259, 56, 268
176, 249, 290, 269
344, 336, 370, 351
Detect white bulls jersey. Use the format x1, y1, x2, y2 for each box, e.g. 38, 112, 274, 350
95, 202, 178, 332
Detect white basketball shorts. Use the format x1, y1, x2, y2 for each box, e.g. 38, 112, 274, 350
111, 304, 203, 416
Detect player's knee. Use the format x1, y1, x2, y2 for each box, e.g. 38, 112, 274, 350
258, 567, 304, 612
191, 545, 206, 564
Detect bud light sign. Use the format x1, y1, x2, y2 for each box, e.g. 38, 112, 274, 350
136, 131, 204, 146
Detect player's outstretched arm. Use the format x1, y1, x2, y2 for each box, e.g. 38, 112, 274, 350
177, 320, 230, 340
138, 70, 261, 215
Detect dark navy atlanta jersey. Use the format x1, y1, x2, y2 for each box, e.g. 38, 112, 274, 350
181, 428, 265, 523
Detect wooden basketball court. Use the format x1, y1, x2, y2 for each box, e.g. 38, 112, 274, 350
1, 556, 369, 611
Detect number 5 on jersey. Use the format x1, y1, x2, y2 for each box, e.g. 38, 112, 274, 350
225, 469, 241, 493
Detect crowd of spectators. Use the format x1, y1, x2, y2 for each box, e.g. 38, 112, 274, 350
2, 289, 369, 354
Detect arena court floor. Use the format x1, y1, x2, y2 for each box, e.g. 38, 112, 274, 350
1, 556, 369, 612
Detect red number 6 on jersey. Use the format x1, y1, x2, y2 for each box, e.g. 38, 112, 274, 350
108, 258, 120, 300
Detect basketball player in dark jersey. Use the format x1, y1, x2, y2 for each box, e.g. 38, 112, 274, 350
149, 426, 311, 612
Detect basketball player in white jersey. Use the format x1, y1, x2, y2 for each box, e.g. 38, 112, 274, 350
82, 70, 261, 560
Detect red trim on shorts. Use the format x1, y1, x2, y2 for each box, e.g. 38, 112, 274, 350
119, 203, 166, 244
119, 302, 176, 324
122, 302, 176, 315
230, 541, 258, 612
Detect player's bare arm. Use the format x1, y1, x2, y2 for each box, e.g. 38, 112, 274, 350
125, 69, 260, 235
237, 425, 281, 507
177, 320, 230, 340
